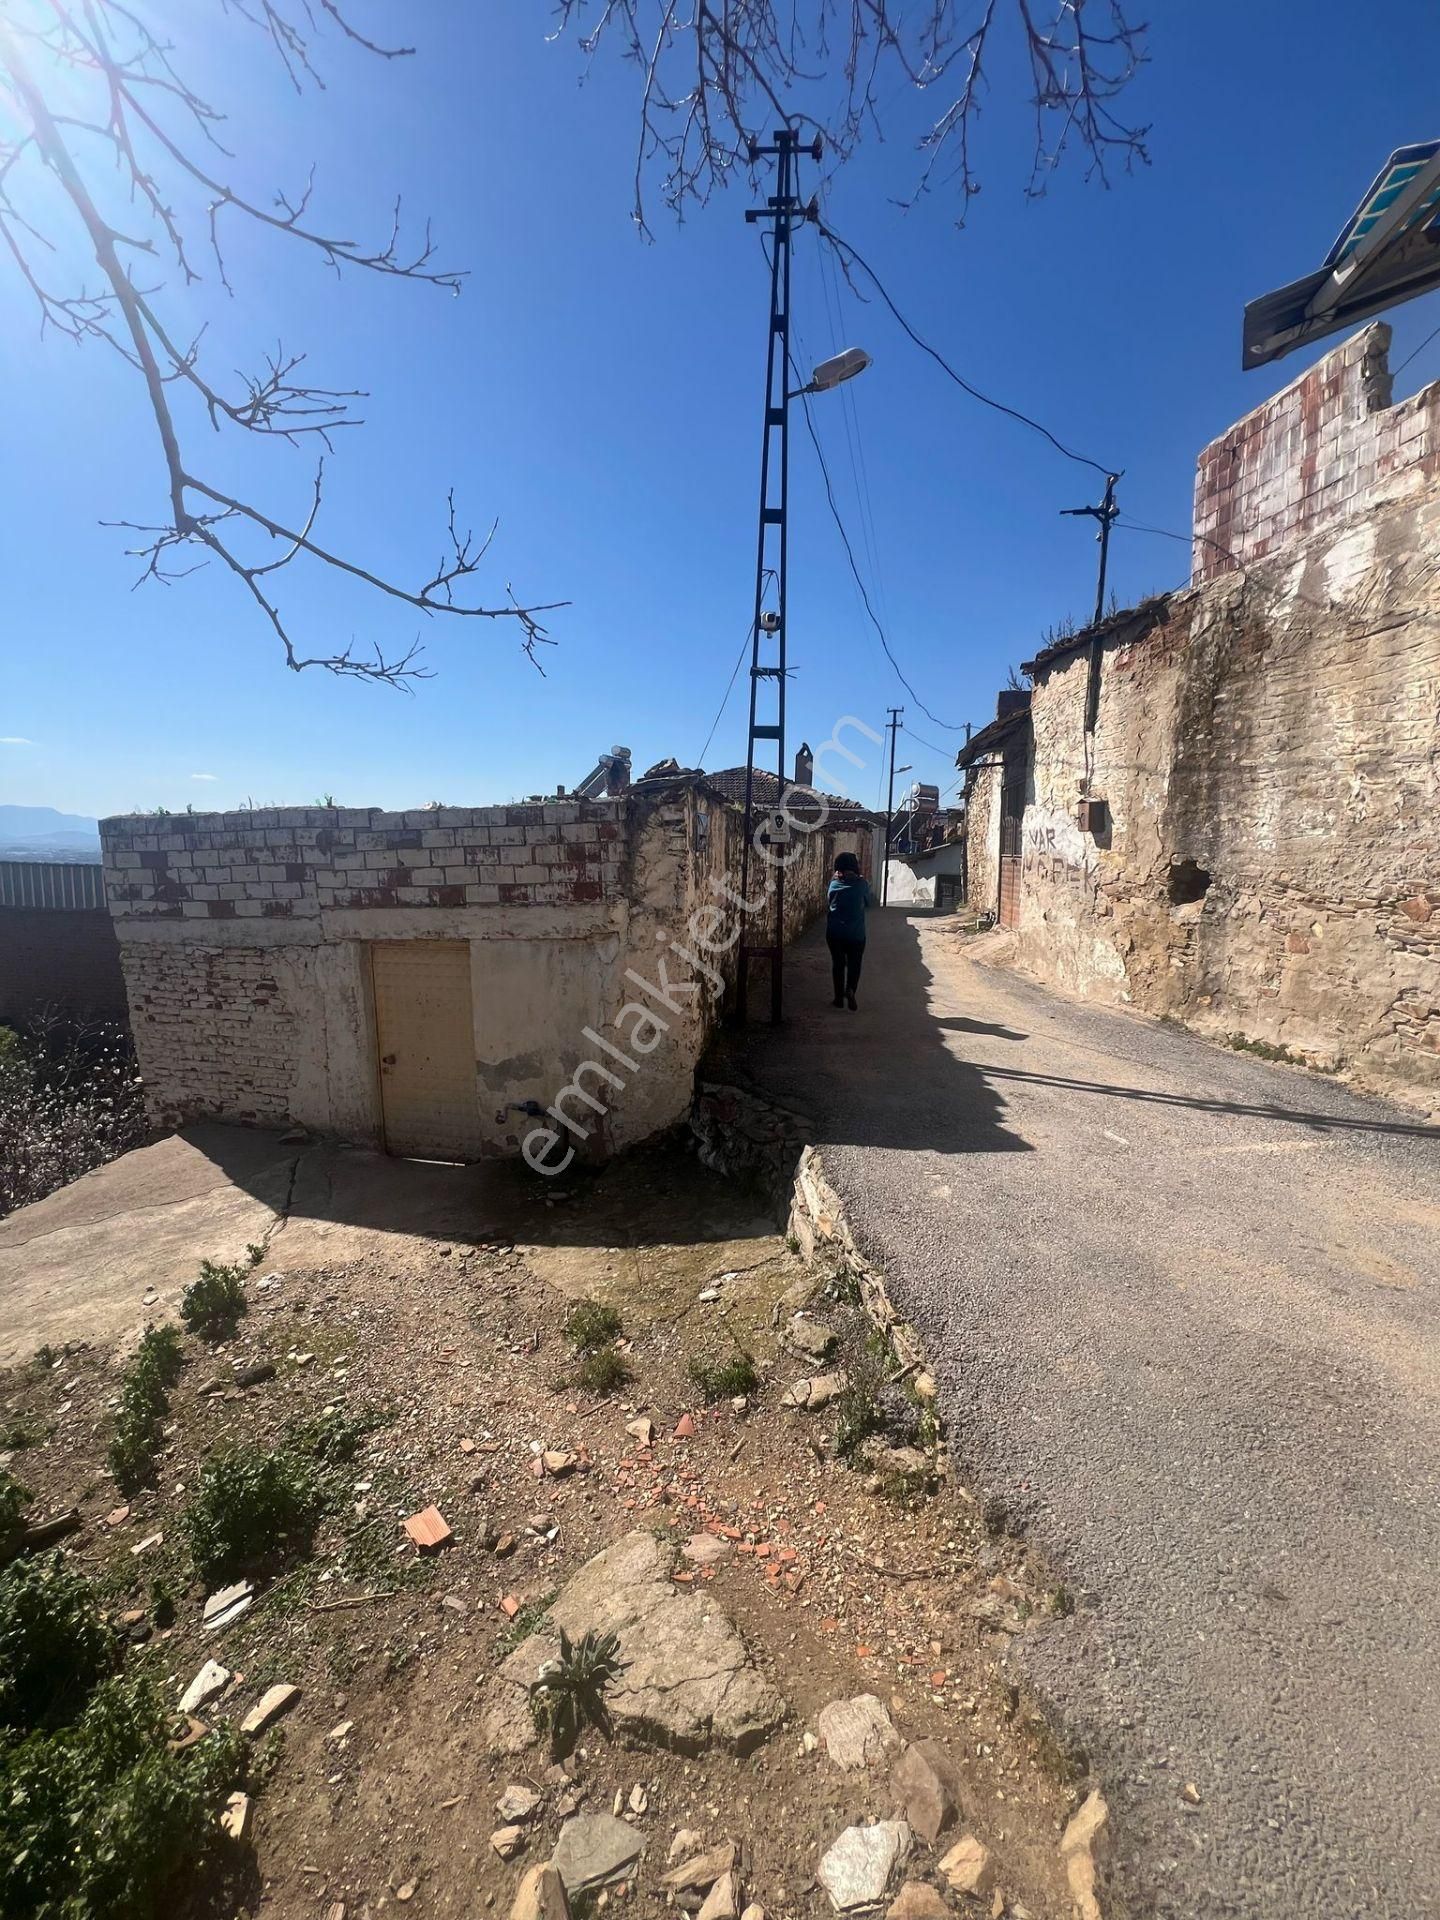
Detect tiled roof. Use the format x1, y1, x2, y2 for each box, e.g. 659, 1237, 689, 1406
703, 767, 872, 815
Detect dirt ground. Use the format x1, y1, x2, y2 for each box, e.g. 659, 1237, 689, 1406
0, 1133, 1094, 1920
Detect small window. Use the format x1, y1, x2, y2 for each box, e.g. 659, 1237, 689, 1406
1167, 858, 1211, 905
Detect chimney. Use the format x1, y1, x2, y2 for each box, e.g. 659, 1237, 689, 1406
794, 741, 814, 787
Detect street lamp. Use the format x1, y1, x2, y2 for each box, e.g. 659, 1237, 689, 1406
792, 346, 872, 397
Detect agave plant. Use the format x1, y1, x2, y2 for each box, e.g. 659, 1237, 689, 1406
530, 1627, 624, 1757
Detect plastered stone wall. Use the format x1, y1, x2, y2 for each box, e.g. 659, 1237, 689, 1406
1015, 488, 1440, 1109
963, 760, 1003, 919
102, 785, 867, 1160
1193, 323, 1440, 585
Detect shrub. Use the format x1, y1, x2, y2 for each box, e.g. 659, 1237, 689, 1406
180, 1261, 248, 1342
0, 1668, 246, 1920
0, 1552, 116, 1734
0, 1468, 33, 1559
688, 1351, 759, 1404
182, 1444, 325, 1582
0, 1411, 48, 1451
108, 1325, 187, 1495
287, 1403, 388, 1468
564, 1299, 622, 1352
0, 1016, 145, 1220
576, 1349, 631, 1395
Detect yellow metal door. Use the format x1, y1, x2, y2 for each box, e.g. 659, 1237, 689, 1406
369, 941, 482, 1161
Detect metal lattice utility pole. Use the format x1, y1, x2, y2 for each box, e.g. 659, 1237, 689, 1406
881, 706, 903, 905
735, 127, 821, 1025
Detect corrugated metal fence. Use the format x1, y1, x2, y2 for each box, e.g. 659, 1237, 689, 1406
0, 861, 106, 911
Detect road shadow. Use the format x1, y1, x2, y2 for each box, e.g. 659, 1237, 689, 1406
707, 907, 1031, 1156
935, 1016, 1029, 1041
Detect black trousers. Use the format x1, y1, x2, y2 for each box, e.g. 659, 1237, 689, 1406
827, 936, 865, 1000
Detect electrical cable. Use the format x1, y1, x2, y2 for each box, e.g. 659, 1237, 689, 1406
901, 720, 959, 761
1394, 319, 1440, 378
793, 372, 966, 732
695, 620, 755, 769
815, 216, 1117, 478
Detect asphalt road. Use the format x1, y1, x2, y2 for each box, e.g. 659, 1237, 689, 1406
723, 908, 1440, 1919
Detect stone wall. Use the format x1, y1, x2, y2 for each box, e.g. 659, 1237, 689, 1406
1193, 323, 1440, 585
1014, 471, 1440, 1108
963, 760, 1003, 920
102, 783, 867, 1160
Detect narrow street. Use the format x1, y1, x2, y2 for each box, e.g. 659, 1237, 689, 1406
724, 907, 1440, 1919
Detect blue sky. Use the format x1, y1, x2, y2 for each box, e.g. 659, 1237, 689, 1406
4, 1, 1439, 819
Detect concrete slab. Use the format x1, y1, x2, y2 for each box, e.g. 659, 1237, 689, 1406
0, 1125, 298, 1365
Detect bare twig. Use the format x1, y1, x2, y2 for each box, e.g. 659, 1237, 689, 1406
554, 0, 1149, 231
0, 1, 560, 685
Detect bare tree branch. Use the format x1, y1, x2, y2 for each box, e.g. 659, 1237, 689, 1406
553, 0, 1150, 233
0, 2, 559, 686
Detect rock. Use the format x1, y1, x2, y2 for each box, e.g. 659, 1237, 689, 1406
510, 1863, 571, 1920
130, 1531, 163, 1557
886, 1885, 949, 1920
104, 1504, 131, 1528
241, 1683, 300, 1736
730, 1396, 749, 1415
202, 1579, 254, 1631
698, 1870, 740, 1920
498, 1784, 543, 1823
661, 1843, 736, 1892
404, 1505, 454, 1551
938, 1836, 995, 1899
1060, 1790, 1108, 1920
481, 1677, 543, 1757
543, 1451, 578, 1477
492, 1532, 783, 1756
892, 1742, 957, 1845
179, 1658, 231, 1715
682, 1533, 731, 1568
740, 1907, 766, 1920
817, 1822, 912, 1911
863, 1443, 933, 1485
629, 1784, 649, 1815
551, 1813, 643, 1896
668, 1829, 705, 1864
328, 1720, 353, 1742
780, 1372, 847, 1412
787, 1313, 837, 1360
219, 1790, 252, 1842
817, 1695, 904, 1771
625, 1418, 656, 1447
233, 1361, 276, 1388
493, 1825, 527, 1860
674, 1413, 697, 1439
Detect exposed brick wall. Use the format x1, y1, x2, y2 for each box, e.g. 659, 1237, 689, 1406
0, 907, 128, 1025
101, 801, 626, 923
119, 943, 301, 1127
1192, 324, 1440, 585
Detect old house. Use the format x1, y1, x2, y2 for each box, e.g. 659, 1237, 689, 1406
956, 691, 1032, 930
100, 762, 870, 1164
961, 323, 1440, 1107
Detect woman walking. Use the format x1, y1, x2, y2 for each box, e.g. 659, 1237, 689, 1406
826, 850, 872, 1010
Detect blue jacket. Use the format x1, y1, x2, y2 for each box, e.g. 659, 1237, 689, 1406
826, 874, 871, 943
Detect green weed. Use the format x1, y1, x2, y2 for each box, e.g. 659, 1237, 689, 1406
182, 1444, 325, 1582
0, 1552, 116, 1733
180, 1261, 249, 1341
530, 1627, 623, 1758
688, 1350, 759, 1403
564, 1300, 622, 1352
0, 1468, 33, 1558
107, 1325, 186, 1494
576, 1349, 631, 1395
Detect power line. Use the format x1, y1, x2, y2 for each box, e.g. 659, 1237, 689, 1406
816, 217, 1117, 479
695, 619, 754, 769
1395, 319, 1440, 378
793, 372, 965, 732
901, 720, 959, 760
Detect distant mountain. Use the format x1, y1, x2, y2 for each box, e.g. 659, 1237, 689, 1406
0, 806, 102, 863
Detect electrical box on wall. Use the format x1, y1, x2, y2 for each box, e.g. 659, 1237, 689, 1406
1077, 796, 1109, 836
